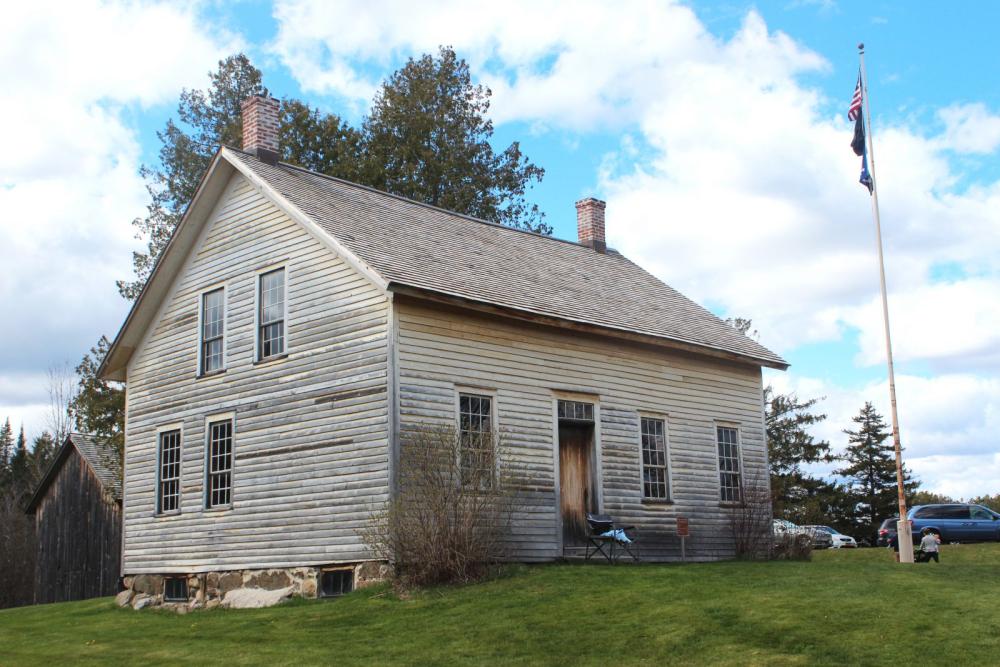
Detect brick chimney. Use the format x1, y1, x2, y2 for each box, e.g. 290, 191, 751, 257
241, 95, 280, 165
575, 197, 607, 252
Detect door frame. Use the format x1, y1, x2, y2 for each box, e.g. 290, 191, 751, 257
551, 391, 603, 553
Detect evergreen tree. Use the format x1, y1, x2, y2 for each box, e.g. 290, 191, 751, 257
69, 337, 126, 487
970, 493, 1000, 512
0, 419, 12, 491
30, 432, 56, 477
836, 402, 917, 542
764, 386, 835, 520
363, 46, 548, 234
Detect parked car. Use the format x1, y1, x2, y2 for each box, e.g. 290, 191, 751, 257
908, 504, 1000, 543
803, 525, 857, 549
876, 518, 898, 547
772, 519, 832, 549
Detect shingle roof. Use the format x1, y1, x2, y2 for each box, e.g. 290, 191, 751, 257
25, 433, 121, 513
228, 149, 787, 369
70, 433, 122, 499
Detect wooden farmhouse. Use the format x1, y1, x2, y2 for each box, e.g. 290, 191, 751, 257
25, 433, 122, 604
99, 96, 787, 607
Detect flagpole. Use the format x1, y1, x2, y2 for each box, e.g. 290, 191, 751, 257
858, 42, 913, 564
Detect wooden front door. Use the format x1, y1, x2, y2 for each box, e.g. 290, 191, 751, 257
559, 422, 593, 544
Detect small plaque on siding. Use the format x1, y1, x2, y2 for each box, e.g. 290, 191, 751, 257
676, 517, 690, 537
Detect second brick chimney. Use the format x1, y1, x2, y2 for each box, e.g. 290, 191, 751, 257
241, 95, 280, 165
575, 197, 607, 252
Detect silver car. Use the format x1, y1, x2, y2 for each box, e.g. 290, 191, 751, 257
804, 525, 857, 549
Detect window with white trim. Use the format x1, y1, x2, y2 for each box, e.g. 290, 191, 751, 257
200, 287, 224, 374
717, 426, 741, 503
258, 268, 285, 359
458, 393, 494, 487
206, 419, 233, 508
641, 417, 668, 499
157, 430, 181, 513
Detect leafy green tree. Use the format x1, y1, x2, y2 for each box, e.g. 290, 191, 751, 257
281, 99, 363, 180
118, 54, 267, 300
362, 46, 548, 234
69, 337, 126, 487
910, 490, 956, 506
765, 386, 835, 520
836, 402, 918, 542
970, 493, 1000, 512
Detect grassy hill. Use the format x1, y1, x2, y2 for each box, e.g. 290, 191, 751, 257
2, 544, 998, 666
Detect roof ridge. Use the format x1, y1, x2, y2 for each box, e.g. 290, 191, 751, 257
225, 146, 607, 253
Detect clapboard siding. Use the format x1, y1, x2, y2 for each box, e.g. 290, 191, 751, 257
395, 299, 767, 562
123, 174, 390, 574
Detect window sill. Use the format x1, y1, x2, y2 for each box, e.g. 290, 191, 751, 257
203, 505, 233, 513
641, 498, 675, 506
154, 510, 181, 518
196, 369, 226, 380
253, 353, 289, 366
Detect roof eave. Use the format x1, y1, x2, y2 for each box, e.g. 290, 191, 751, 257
98, 150, 234, 381
388, 283, 789, 371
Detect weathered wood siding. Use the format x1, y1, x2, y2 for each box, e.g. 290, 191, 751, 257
34, 450, 122, 603
395, 299, 767, 561
123, 174, 390, 574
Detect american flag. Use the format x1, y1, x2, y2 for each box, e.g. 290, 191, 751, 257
848, 73, 863, 121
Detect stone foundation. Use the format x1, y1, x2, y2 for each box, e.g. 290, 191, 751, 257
117, 561, 390, 611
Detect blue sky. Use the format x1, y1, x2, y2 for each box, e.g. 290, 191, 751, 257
3, 1, 999, 497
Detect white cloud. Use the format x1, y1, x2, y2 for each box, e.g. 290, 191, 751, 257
269, 0, 1000, 497
1, 2, 239, 431
770, 370, 1000, 498
938, 103, 1000, 154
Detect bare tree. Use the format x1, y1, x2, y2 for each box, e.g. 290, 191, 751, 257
726, 472, 774, 560
46, 363, 77, 445
362, 425, 517, 589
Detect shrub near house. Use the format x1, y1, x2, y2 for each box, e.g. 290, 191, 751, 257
98, 97, 786, 607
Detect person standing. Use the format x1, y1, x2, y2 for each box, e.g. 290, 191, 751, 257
917, 528, 941, 563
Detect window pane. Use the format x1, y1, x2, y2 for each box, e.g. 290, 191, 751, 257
717, 426, 741, 502
157, 430, 181, 513
200, 288, 225, 373
459, 393, 494, 487
640, 417, 668, 499
207, 419, 233, 508
258, 269, 285, 359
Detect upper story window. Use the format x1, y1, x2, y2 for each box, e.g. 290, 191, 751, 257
258, 268, 285, 360
641, 417, 669, 500
200, 288, 225, 374
458, 393, 494, 487
717, 426, 741, 503
206, 418, 233, 508
157, 429, 181, 514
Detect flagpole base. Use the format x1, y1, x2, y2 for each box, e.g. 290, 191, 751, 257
897, 519, 915, 564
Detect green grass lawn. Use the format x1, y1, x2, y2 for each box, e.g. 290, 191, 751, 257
2, 544, 998, 666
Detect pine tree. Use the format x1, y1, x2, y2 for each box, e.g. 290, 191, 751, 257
764, 386, 835, 520
363, 46, 548, 234
0, 419, 13, 492
836, 402, 917, 542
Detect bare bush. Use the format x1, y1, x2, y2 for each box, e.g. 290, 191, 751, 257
362, 425, 516, 588
726, 473, 774, 560
772, 532, 813, 561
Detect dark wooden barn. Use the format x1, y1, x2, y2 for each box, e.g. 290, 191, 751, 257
25, 433, 122, 604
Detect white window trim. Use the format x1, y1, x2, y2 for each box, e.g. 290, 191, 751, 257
454, 386, 500, 485
253, 263, 290, 363
197, 281, 228, 377
637, 411, 673, 502
154, 423, 184, 516
203, 412, 236, 511
713, 421, 745, 505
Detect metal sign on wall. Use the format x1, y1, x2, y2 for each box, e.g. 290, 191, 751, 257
676, 517, 689, 537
